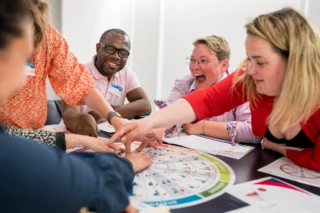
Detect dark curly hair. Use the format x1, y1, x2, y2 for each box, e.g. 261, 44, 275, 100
0, 0, 31, 49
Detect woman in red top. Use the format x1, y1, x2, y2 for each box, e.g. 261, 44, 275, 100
110, 7, 320, 171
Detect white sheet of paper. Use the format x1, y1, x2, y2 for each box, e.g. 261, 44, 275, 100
258, 157, 320, 188
98, 119, 134, 133
130, 199, 170, 213
163, 133, 254, 159
42, 124, 69, 133
97, 121, 115, 133
130, 199, 156, 213
227, 176, 320, 212
227, 201, 314, 213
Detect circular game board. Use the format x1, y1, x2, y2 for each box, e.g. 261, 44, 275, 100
130, 142, 235, 209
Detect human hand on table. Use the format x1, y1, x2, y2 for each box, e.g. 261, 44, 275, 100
261, 137, 287, 156
183, 121, 203, 135
72, 112, 98, 137
66, 134, 124, 153
88, 110, 103, 123
86, 138, 124, 153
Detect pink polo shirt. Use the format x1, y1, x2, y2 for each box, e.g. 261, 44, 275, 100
81, 56, 141, 112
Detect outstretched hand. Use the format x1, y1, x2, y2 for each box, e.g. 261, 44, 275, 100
88, 139, 124, 153
261, 137, 287, 156
133, 131, 163, 153
108, 120, 163, 153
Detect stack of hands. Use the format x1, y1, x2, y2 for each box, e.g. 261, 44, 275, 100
70, 115, 165, 213
69, 112, 164, 169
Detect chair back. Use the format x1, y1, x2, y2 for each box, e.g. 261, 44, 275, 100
45, 99, 62, 125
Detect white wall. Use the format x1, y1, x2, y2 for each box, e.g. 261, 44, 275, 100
46, 0, 319, 107
61, 0, 134, 63
306, 0, 320, 27
46, 0, 61, 100
46, 0, 61, 31
156, 0, 303, 98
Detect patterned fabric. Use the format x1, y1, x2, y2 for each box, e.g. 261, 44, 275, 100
0, 23, 95, 129
4, 126, 66, 150
226, 121, 238, 145
154, 100, 183, 138
0, 125, 134, 213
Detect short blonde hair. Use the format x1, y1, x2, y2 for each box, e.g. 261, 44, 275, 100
234, 7, 320, 131
28, 0, 50, 48
193, 35, 230, 61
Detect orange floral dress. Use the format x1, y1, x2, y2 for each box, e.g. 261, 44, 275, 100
0, 24, 94, 129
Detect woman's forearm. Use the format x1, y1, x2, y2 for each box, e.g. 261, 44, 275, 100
83, 88, 113, 120
147, 98, 197, 129
83, 88, 125, 130
203, 121, 231, 141
65, 133, 93, 149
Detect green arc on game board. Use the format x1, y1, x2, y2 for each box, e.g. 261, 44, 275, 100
130, 145, 235, 209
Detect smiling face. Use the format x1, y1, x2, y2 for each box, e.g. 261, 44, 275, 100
190, 44, 228, 89
245, 34, 287, 97
95, 32, 131, 79
0, 19, 34, 103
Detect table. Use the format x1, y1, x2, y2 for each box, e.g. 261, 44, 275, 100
171, 144, 320, 213
98, 132, 320, 213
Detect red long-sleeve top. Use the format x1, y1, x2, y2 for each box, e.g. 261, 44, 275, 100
184, 71, 320, 171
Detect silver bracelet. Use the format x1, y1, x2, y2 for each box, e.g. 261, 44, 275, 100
107, 111, 121, 124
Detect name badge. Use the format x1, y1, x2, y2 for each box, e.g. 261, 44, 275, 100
26, 61, 35, 76
109, 83, 123, 97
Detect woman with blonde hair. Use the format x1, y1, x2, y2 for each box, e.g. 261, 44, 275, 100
111, 7, 320, 171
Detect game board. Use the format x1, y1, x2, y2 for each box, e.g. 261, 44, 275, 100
129, 142, 235, 209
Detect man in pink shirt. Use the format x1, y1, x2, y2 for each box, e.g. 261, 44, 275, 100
62, 29, 151, 136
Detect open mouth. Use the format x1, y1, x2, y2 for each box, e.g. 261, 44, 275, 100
194, 73, 206, 83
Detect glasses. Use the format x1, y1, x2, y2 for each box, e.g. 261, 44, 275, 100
99, 42, 130, 58
186, 57, 218, 68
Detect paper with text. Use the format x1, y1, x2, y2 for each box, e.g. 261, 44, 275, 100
163, 133, 254, 159
226, 177, 320, 212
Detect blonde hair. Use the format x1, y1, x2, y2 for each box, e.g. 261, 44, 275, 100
28, 0, 50, 48
193, 35, 230, 61
234, 7, 320, 132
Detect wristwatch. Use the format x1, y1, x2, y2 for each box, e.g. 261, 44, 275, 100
107, 111, 122, 124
